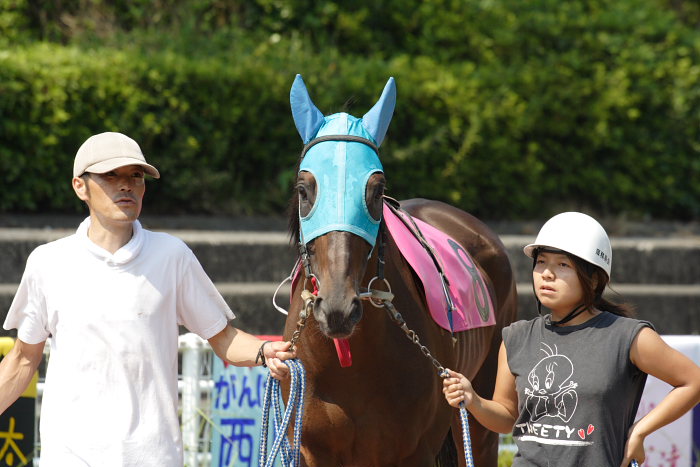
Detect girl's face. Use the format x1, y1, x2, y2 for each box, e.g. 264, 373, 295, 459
533, 251, 585, 315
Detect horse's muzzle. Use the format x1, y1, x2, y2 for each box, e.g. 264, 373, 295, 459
313, 295, 363, 338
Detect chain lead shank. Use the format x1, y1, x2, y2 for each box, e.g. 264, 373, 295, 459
290, 290, 314, 351
382, 300, 446, 376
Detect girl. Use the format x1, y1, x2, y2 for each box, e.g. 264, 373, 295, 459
443, 212, 700, 466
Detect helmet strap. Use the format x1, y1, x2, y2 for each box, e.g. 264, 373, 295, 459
548, 303, 588, 326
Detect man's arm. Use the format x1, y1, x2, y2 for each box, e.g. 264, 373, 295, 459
0, 339, 45, 415
207, 326, 295, 379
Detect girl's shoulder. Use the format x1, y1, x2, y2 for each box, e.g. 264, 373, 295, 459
599, 312, 655, 333
502, 316, 546, 343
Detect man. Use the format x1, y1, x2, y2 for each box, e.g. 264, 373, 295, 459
0, 132, 295, 466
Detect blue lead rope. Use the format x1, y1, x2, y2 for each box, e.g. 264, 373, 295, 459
259, 359, 306, 467
458, 402, 475, 467
441, 370, 475, 466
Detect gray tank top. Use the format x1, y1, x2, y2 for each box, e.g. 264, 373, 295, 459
503, 312, 653, 467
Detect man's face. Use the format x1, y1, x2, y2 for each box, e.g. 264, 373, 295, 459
73, 165, 146, 224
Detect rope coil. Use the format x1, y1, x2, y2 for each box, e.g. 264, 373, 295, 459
259, 359, 306, 467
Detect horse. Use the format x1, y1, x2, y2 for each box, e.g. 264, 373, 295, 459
281, 74, 518, 466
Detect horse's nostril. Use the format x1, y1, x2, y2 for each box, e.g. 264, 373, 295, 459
348, 297, 363, 325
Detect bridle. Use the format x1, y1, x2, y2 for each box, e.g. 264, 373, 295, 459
300, 134, 379, 160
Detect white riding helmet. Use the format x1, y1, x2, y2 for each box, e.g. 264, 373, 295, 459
523, 212, 612, 277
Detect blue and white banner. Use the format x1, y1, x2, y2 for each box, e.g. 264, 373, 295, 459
209, 359, 280, 467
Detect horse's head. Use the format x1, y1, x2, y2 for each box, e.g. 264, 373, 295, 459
289, 74, 396, 339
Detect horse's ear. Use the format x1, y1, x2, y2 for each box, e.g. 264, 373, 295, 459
290, 74, 325, 144
362, 77, 396, 147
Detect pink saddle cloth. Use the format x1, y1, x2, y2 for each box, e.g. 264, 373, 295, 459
383, 204, 495, 332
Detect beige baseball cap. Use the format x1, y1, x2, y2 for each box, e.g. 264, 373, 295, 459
73, 132, 160, 178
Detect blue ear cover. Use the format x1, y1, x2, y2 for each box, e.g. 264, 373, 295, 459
361, 77, 396, 146
290, 74, 325, 144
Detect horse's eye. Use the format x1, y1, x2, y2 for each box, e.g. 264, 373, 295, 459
374, 183, 385, 200
297, 185, 308, 201
296, 172, 317, 218
366, 174, 386, 221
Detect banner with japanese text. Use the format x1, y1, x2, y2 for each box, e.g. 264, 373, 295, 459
209, 357, 281, 467
0, 338, 37, 467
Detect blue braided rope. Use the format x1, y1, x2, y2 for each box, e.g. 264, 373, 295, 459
441, 370, 475, 466
631, 461, 639, 467
259, 359, 306, 467
458, 402, 475, 467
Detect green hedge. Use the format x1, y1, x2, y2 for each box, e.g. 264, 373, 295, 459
1, 0, 699, 220
0, 43, 300, 214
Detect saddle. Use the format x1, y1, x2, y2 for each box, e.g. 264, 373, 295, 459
382, 201, 495, 332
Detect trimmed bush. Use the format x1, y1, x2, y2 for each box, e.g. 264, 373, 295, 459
1, 0, 699, 220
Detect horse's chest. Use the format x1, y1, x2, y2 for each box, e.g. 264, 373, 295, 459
302, 385, 447, 464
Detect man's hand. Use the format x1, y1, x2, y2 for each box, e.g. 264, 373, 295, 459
262, 341, 296, 380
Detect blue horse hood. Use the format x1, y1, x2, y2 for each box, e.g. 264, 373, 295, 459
290, 74, 396, 247
299, 113, 384, 245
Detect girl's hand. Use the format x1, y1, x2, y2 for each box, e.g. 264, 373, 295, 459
442, 369, 475, 409
619, 422, 645, 467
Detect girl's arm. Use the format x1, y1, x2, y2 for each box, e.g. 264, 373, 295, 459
443, 341, 519, 433
621, 328, 700, 467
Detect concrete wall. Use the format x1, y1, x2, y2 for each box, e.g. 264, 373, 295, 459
1, 226, 699, 337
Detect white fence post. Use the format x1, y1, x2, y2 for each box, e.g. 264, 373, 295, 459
180, 333, 204, 466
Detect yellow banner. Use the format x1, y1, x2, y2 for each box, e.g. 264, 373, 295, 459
0, 337, 14, 356
0, 337, 38, 399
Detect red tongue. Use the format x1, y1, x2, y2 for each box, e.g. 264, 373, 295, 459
310, 278, 351, 366
333, 338, 352, 367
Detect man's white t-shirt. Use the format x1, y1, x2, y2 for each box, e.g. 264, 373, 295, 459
4, 218, 235, 466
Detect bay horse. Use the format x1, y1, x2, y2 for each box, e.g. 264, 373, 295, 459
282, 74, 518, 466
